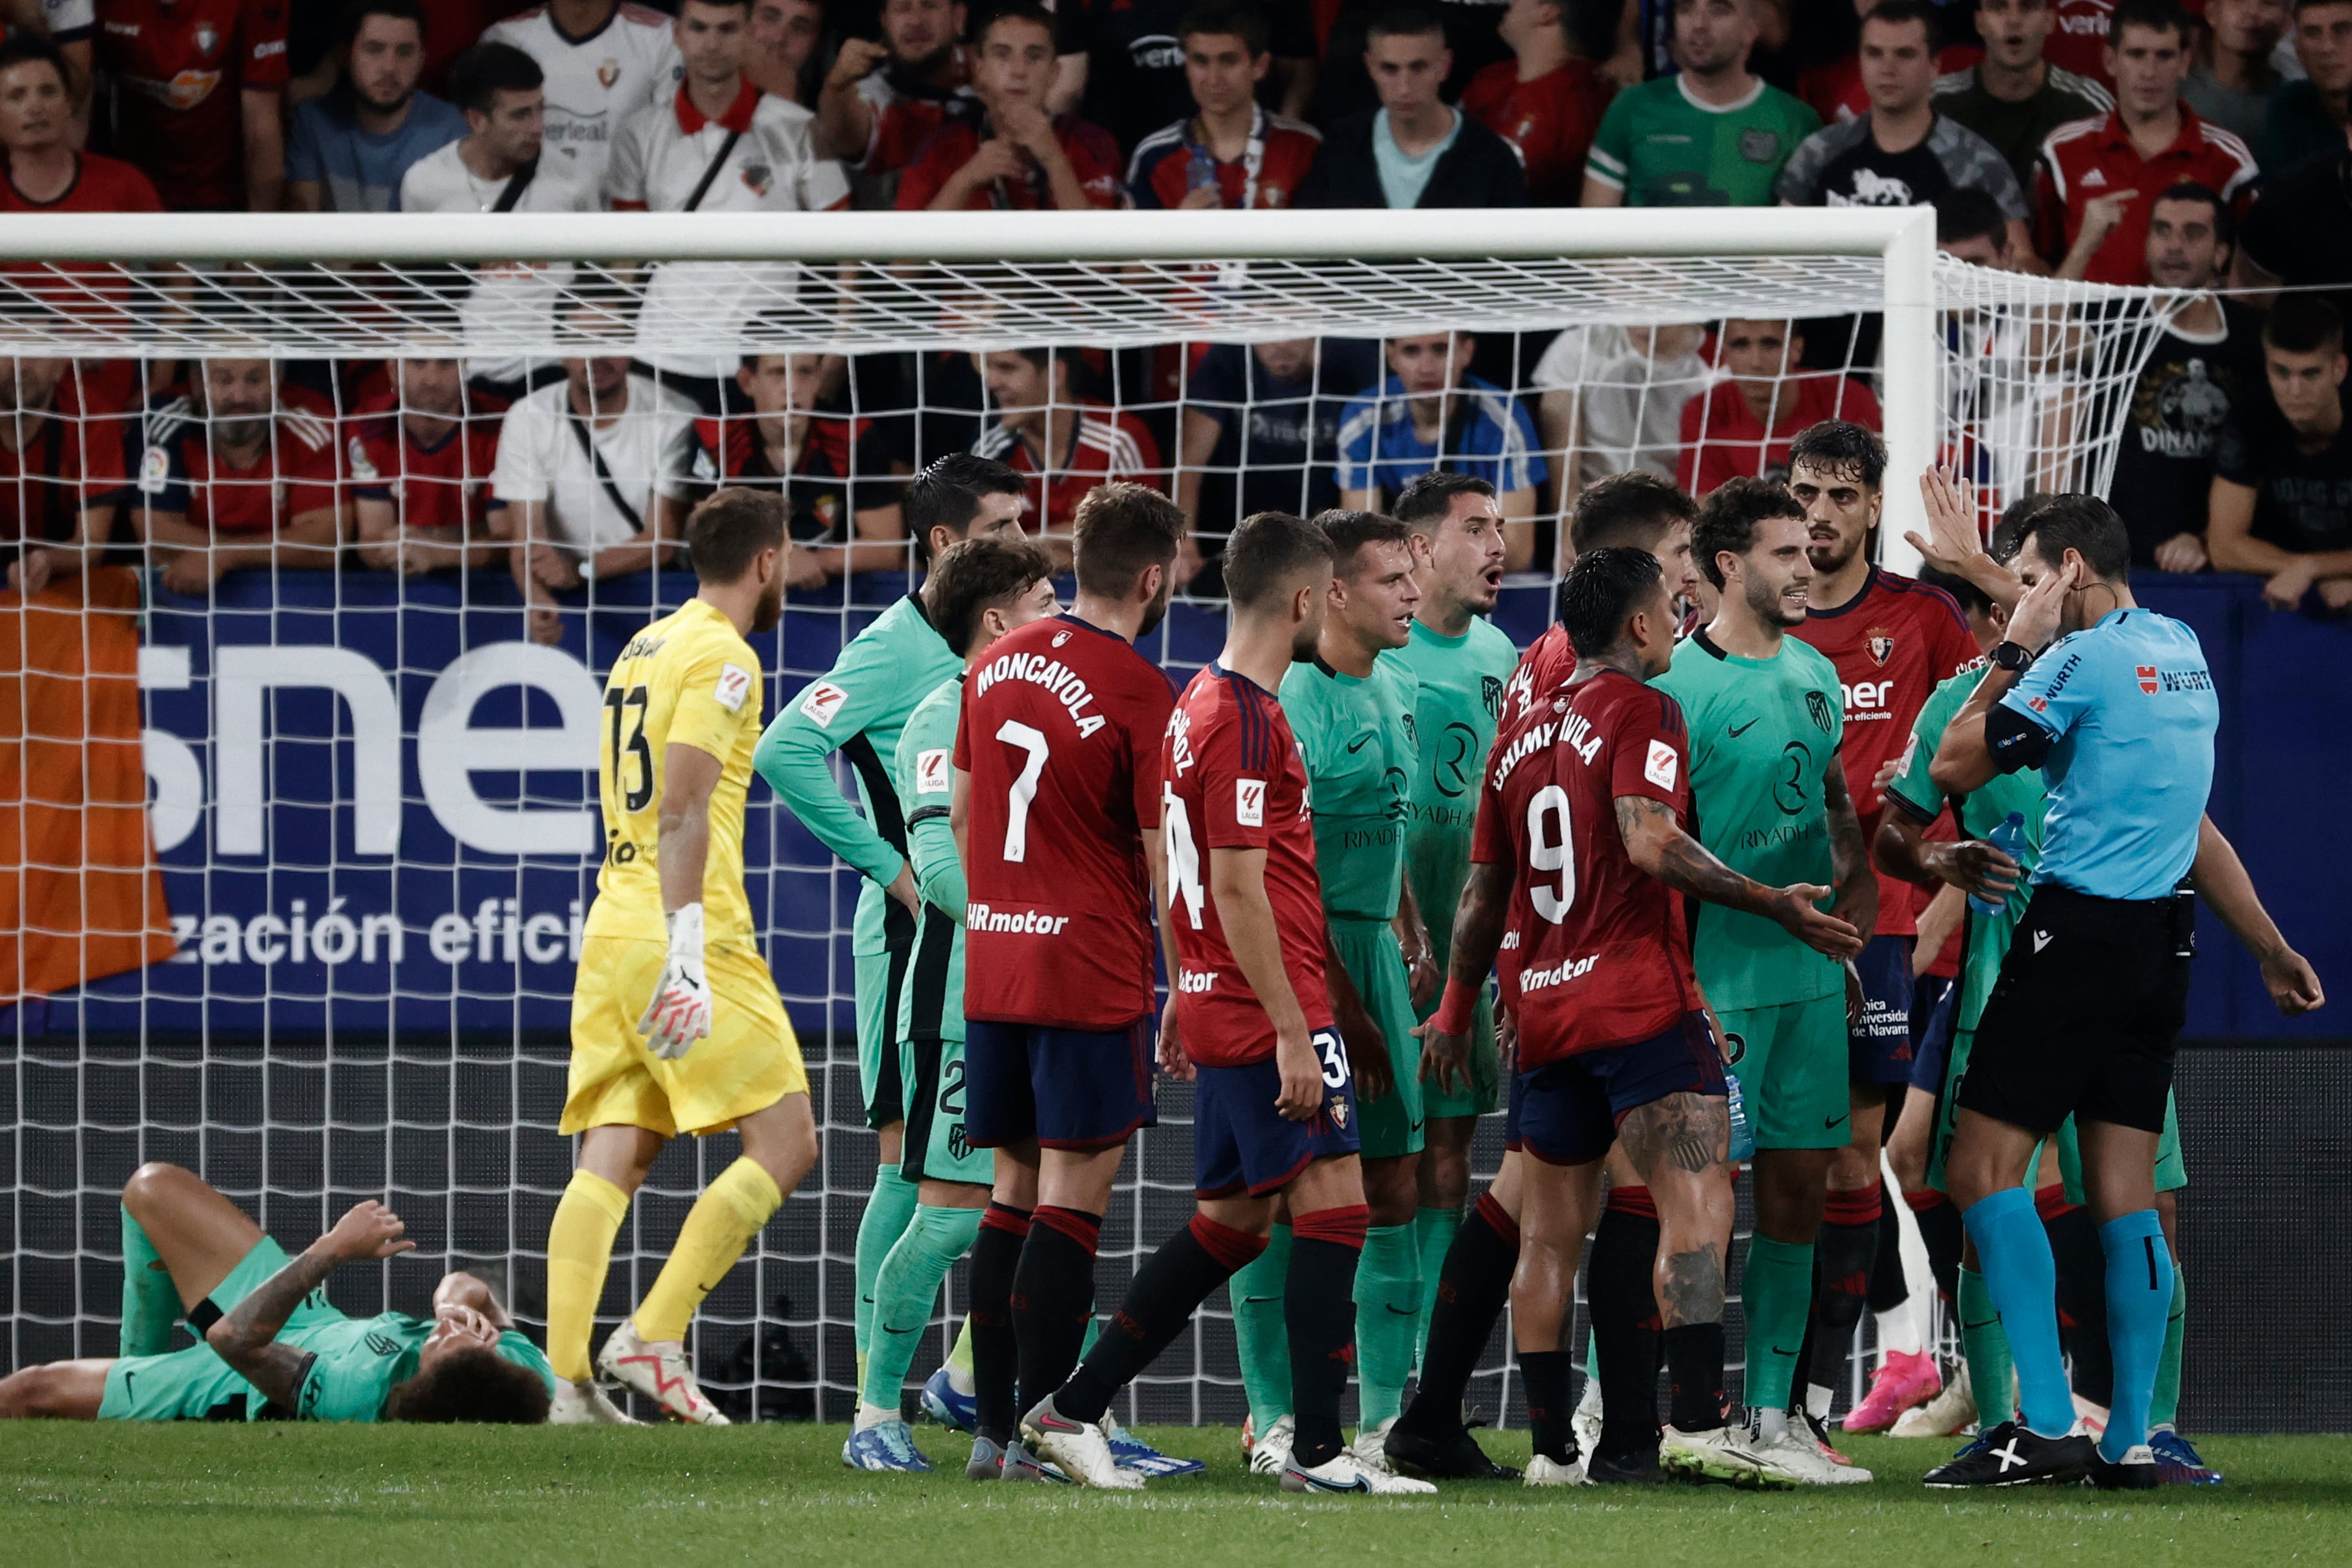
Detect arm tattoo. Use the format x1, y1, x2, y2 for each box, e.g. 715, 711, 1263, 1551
206, 1245, 340, 1409
1614, 797, 1771, 917
1443, 860, 1516, 986
1821, 766, 1869, 894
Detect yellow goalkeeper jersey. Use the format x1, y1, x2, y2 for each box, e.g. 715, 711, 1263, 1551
586, 597, 765, 949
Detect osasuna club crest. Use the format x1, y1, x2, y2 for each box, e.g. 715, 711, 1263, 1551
597, 58, 621, 88
1806, 689, 1835, 732
193, 21, 219, 54
1865, 627, 1895, 667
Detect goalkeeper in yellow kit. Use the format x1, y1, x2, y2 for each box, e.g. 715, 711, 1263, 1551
544, 489, 819, 1425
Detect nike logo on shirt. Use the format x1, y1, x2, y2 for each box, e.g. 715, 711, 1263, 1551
1730, 719, 1759, 737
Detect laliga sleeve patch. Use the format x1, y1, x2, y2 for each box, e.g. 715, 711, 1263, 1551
138, 445, 172, 495
1644, 739, 1679, 792
714, 663, 754, 713
916, 747, 951, 796
798, 680, 848, 728
1235, 778, 1265, 827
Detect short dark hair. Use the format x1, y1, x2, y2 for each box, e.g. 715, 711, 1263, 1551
1366, 1, 1445, 43
1223, 510, 1335, 610
342, 0, 426, 45
2011, 492, 2131, 583
688, 488, 788, 584
0, 32, 73, 94
926, 536, 1056, 656
381, 1349, 552, 1424
906, 453, 1028, 560
1312, 508, 1412, 575
2264, 294, 2345, 358
1692, 477, 1806, 589
1561, 547, 1666, 659
1861, 0, 1940, 46
2110, 0, 2193, 45
1787, 419, 1888, 491
978, 0, 1059, 47
1918, 563, 1992, 618
1391, 470, 1495, 530
448, 41, 542, 114
1990, 494, 2041, 564
1935, 186, 2009, 250
2151, 180, 2233, 248
1569, 470, 1695, 557
1178, 0, 1268, 54
1073, 482, 1185, 599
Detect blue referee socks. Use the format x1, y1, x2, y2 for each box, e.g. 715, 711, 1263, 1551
1961, 1186, 2075, 1438
2098, 1209, 2174, 1462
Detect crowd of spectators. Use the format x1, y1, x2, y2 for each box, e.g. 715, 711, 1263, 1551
0, 0, 2346, 610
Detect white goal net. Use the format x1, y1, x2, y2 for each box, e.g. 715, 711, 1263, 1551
0, 209, 2183, 1423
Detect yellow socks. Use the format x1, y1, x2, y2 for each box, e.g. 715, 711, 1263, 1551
634, 1157, 783, 1344
546, 1168, 630, 1383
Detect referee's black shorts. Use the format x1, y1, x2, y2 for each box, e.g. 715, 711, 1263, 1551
1957, 885, 2191, 1137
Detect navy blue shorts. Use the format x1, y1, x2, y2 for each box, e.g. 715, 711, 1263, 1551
1503, 1054, 1526, 1152
1513, 1012, 1727, 1168
1907, 972, 1957, 1096
964, 1017, 1157, 1151
1193, 1028, 1360, 1197
1848, 934, 1917, 1087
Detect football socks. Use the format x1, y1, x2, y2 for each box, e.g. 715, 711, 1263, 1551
2044, 1192, 2115, 1409
1962, 1187, 2073, 1437
635, 1157, 782, 1346
968, 1201, 1031, 1442
861, 1203, 984, 1412
546, 1168, 630, 1383
1909, 1188, 1964, 1306
1352, 1221, 1421, 1430
1056, 1214, 1266, 1424
2097, 1209, 2175, 1462
1588, 1197, 1664, 1459
2150, 1264, 2187, 1431
118, 1205, 179, 1357
1808, 1183, 1882, 1394
1013, 1207, 1101, 1417
1738, 1234, 1814, 1414
1520, 1349, 1574, 1464
1662, 1322, 1729, 1434
1399, 1192, 1517, 1432
1229, 1220, 1294, 1431
1287, 1206, 1368, 1469
853, 1166, 921, 1361
1867, 1193, 1912, 1315
1957, 1263, 2016, 1424
1412, 1202, 1463, 1363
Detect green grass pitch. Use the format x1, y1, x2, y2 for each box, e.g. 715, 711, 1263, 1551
4, 1424, 2344, 1566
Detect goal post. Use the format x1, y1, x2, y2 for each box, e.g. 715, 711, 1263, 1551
0, 207, 2182, 1421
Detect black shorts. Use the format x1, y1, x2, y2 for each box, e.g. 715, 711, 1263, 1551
1957, 885, 2191, 1136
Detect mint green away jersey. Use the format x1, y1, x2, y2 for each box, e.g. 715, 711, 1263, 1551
1584, 76, 1821, 207
1652, 630, 1847, 1008
288, 1314, 554, 1423
1387, 616, 1519, 959
1885, 667, 2049, 1032
754, 593, 959, 956
1280, 654, 1417, 921
894, 670, 968, 1043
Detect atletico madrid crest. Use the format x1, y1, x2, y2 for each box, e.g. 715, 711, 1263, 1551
1865, 628, 1894, 666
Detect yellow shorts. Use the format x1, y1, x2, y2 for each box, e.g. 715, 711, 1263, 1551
563, 936, 808, 1138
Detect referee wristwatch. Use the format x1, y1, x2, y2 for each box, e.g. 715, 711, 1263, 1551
1989, 640, 2036, 673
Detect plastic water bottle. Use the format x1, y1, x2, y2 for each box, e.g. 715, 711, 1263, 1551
1967, 811, 2028, 919
1725, 1070, 1754, 1163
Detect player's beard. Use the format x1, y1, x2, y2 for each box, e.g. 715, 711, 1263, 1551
751, 571, 785, 634
1745, 569, 1805, 628
1806, 529, 1863, 577
1290, 616, 1321, 660
1137, 573, 1172, 639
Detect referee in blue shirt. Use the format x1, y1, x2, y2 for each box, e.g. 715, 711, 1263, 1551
1912, 485, 2323, 1489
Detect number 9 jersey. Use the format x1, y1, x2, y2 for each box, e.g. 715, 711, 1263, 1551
588, 598, 766, 947
1473, 667, 1701, 1067
955, 614, 1176, 1032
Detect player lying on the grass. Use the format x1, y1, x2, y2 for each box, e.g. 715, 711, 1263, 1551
849, 535, 1060, 1472
1421, 546, 1863, 1488
1388, 472, 1704, 1482
0, 1163, 552, 1424
1021, 511, 1432, 1497
546, 489, 819, 1425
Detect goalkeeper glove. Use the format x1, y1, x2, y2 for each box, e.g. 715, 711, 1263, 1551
638, 903, 713, 1060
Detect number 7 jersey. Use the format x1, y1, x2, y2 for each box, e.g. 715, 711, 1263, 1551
587, 598, 765, 948
955, 614, 1176, 1031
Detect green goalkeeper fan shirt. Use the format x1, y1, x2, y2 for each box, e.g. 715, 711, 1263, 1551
1386, 616, 1518, 960
1279, 654, 1418, 922
1651, 628, 1848, 1009
1885, 667, 2050, 1033
1584, 75, 1820, 208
